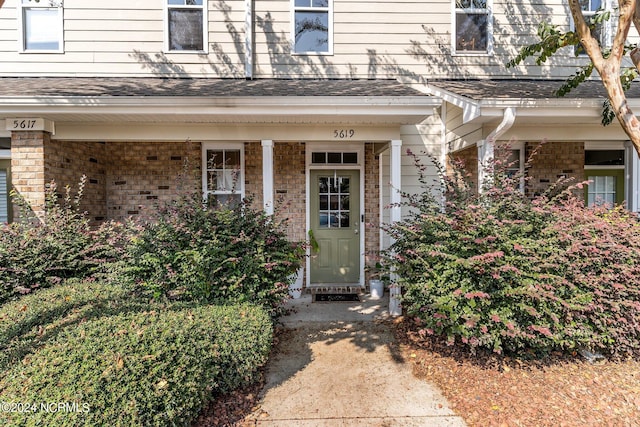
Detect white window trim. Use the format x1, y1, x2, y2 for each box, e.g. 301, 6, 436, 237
164, 0, 208, 54
18, 0, 64, 54
291, 0, 334, 56
451, 0, 493, 56
201, 142, 245, 202
572, 0, 613, 57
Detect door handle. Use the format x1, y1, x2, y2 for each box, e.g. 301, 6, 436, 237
354, 228, 359, 235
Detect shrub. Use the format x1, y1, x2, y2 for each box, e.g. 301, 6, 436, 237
124, 193, 304, 316
384, 147, 640, 358
0, 279, 144, 370
0, 179, 103, 303
0, 297, 272, 427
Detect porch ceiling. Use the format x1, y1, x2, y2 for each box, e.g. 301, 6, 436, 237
0, 77, 440, 126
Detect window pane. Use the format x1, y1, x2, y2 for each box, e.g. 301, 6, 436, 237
207, 171, 218, 191
585, 150, 624, 166
312, 152, 326, 163
456, 12, 488, 51
456, 0, 486, 8
343, 152, 358, 164
340, 213, 350, 228
207, 150, 224, 168
211, 193, 241, 208
225, 150, 240, 168
168, 9, 203, 51
295, 0, 311, 6
312, 0, 329, 6
327, 152, 342, 163
340, 195, 350, 210
340, 178, 350, 193
319, 195, 328, 210
605, 176, 615, 192
24, 8, 60, 50
169, 0, 203, 5
319, 177, 328, 193
294, 11, 329, 52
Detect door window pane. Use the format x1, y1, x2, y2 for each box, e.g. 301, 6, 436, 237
318, 175, 351, 228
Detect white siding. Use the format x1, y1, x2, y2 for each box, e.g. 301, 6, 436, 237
446, 104, 483, 153
0, 0, 632, 79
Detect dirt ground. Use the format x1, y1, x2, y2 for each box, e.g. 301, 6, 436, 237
395, 317, 640, 427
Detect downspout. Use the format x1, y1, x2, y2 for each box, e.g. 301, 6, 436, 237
477, 107, 516, 192
245, 0, 254, 79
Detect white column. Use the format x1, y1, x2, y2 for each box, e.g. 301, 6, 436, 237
261, 140, 274, 215
389, 139, 402, 316
477, 139, 494, 193
625, 140, 640, 212
389, 140, 402, 223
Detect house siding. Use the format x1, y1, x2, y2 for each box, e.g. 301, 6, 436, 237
1, 0, 632, 79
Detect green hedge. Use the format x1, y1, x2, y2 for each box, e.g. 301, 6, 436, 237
0, 282, 273, 427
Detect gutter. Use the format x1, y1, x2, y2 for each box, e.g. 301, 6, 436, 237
478, 107, 517, 192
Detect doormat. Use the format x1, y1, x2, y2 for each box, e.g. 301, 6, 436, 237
314, 294, 361, 302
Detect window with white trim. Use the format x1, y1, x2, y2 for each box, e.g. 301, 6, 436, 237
293, 0, 332, 54
574, 0, 612, 56
202, 144, 244, 206
166, 0, 207, 52
454, 0, 491, 54
19, 0, 63, 52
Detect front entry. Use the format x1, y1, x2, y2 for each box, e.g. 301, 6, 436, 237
309, 169, 360, 283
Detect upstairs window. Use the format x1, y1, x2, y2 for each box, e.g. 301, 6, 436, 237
166, 0, 207, 52
454, 0, 492, 54
19, 0, 64, 52
574, 0, 612, 56
293, 0, 332, 54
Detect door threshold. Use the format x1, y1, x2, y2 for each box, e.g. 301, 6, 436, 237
307, 283, 365, 294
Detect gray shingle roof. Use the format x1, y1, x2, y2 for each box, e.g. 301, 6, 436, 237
427, 79, 640, 100
0, 77, 426, 98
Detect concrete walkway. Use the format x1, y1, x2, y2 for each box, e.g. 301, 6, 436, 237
247, 293, 467, 426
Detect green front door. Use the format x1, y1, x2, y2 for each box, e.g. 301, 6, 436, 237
310, 170, 360, 284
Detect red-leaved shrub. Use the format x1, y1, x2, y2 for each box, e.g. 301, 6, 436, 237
384, 146, 640, 358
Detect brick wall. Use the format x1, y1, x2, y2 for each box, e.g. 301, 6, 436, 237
106, 141, 201, 222
244, 141, 263, 210
364, 143, 380, 276
273, 142, 306, 242
526, 141, 584, 198
44, 140, 107, 222
10, 131, 48, 220
448, 145, 478, 192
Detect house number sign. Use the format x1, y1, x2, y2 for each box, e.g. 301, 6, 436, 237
6, 118, 50, 131
333, 129, 356, 139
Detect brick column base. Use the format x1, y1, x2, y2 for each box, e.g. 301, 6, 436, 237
10, 130, 49, 221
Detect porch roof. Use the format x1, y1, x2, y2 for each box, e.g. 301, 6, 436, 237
0, 77, 440, 127
418, 78, 640, 125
